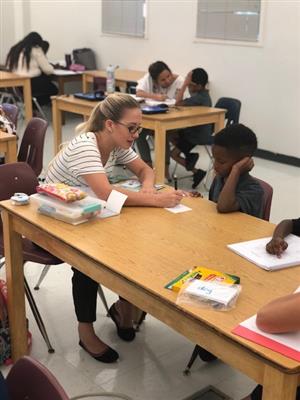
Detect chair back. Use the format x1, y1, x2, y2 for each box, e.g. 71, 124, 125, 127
1, 103, 19, 129
127, 81, 137, 94
0, 162, 38, 202
6, 356, 69, 400
255, 177, 273, 221
18, 117, 48, 176
215, 97, 241, 126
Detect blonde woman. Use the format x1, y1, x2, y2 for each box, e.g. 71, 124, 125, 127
45, 93, 184, 363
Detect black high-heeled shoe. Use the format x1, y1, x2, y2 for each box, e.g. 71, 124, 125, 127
79, 340, 119, 363
109, 303, 136, 342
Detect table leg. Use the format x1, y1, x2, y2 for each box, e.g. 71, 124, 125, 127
6, 138, 17, 163
215, 111, 225, 133
23, 79, 33, 123
52, 97, 62, 154
2, 211, 27, 361
262, 365, 298, 400
57, 77, 66, 125
82, 75, 88, 93
153, 122, 166, 184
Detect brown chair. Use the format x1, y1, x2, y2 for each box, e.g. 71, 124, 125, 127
255, 177, 273, 221
1, 103, 19, 129
18, 117, 48, 177
6, 355, 133, 400
0, 162, 61, 353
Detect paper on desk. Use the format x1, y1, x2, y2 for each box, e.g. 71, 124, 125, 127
53, 69, 79, 76
233, 315, 300, 361
99, 190, 127, 219
145, 99, 176, 107
232, 286, 300, 361
165, 204, 192, 213
227, 234, 300, 271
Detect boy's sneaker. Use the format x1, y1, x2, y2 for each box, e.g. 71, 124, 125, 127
192, 169, 206, 189
185, 153, 199, 171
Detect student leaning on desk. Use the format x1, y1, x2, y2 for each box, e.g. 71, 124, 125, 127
6, 31, 58, 106
45, 93, 187, 363
135, 60, 184, 181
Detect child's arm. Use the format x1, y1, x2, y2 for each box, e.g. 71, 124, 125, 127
216, 157, 254, 213
256, 292, 300, 333
135, 90, 168, 101
175, 72, 191, 105
266, 219, 293, 256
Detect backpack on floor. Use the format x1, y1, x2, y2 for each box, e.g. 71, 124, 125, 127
0, 279, 11, 365
0, 279, 32, 365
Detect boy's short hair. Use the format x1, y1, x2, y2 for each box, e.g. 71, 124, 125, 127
213, 123, 258, 157
191, 68, 208, 87
149, 61, 171, 81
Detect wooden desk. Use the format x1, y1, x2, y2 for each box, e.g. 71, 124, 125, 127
52, 71, 82, 95
51, 95, 225, 183
0, 130, 17, 163
0, 71, 32, 122
1, 198, 300, 399
82, 69, 145, 92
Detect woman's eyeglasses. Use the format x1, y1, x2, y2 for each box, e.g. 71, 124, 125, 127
116, 121, 143, 135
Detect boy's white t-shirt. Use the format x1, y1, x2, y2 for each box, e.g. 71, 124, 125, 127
136, 73, 184, 99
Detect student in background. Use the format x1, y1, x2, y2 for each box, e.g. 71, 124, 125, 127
136, 61, 184, 181
45, 93, 185, 363
6, 31, 58, 106
266, 218, 300, 256
170, 68, 212, 189
242, 290, 300, 400
209, 123, 264, 218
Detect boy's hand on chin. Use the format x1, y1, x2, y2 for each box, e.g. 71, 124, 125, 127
232, 157, 254, 175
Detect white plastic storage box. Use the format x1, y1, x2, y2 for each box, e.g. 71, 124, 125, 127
30, 193, 102, 225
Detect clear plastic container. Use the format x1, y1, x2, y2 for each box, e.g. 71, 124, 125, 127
30, 193, 102, 225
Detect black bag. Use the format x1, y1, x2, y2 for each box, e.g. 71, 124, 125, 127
72, 48, 97, 70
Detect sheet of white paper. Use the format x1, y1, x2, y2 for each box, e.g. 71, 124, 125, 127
227, 234, 300, 270
240, 314, 300, 351
53, 69, 81, 76
165, 204, 192, 213
106, 189, 127, 214
145, 98, 176, 106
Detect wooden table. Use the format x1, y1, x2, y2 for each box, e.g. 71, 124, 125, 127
82, 69, 145, 92
0, 130, 17, 163
51, 95, 225, 183
52, 70, 83, 95
0, 71, 32, 122
1, 197, 300, 399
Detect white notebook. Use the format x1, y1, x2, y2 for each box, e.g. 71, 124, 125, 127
227, 234, 300, 271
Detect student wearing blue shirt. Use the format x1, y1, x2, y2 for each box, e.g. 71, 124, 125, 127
171, 68, 212, 188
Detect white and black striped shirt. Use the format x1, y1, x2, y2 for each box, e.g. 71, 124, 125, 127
45, 132, 138, 187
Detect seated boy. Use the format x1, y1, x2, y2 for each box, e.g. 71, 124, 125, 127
209, 123, 264, 218
196, 124, 264, 363
170, 68, 212, 188
242, 216, 300, 400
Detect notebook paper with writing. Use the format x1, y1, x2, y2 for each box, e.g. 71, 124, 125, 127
232, 314, 300, 362
227, 234, 300, 271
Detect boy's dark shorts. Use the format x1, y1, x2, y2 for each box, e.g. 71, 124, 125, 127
251, 385, 300, 400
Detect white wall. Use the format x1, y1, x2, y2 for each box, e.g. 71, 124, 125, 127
1, 0, 300, 157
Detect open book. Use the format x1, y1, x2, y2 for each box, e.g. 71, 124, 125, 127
227, 235, 300, 271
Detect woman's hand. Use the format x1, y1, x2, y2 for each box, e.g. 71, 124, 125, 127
266, 237, 288, 257
155, 190, 184, 208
